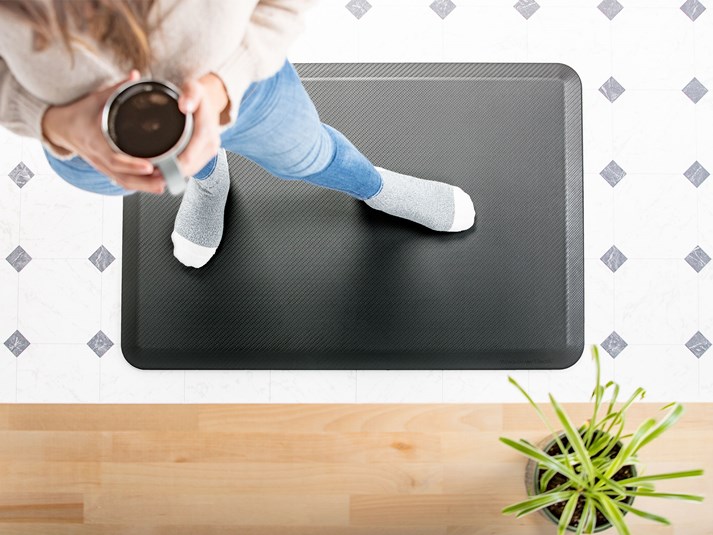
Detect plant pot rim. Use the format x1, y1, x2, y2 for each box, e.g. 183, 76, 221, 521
525, 430, 637, 533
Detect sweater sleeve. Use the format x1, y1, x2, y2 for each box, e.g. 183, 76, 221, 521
0, 55, 76, 160
212, 0, 319, 131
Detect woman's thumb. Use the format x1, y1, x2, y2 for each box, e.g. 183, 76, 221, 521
178, 79, 201, 114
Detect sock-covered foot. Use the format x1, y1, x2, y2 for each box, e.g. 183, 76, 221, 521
172, 148, 230, 268
366, 166, 475, 232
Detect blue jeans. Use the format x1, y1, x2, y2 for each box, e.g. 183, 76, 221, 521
43, 58, 383, 200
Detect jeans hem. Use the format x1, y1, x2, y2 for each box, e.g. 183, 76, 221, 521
193, 154, 219, 180
364, 173, 384, 200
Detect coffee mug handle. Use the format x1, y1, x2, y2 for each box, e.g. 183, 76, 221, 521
155, 157, 187, 196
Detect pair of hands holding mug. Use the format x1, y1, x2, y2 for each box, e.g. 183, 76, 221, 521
41, 69, 230, 195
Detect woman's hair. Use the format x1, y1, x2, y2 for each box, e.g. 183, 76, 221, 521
0, 0, 162, 72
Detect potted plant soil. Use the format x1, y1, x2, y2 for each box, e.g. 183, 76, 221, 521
500, 345, 704, 534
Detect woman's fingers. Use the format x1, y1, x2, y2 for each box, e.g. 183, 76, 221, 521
84, 145, 159, 193
90, 151, 165, 194
176, 79, 222, 176
176, 90, 221, 177
110, 171, 165, 194
107, 152, 155, 175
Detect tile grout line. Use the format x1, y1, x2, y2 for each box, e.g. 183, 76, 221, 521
20, 254, 713, 261
15, 267, 19, 403
10, 341, 704, 347
610, 10, 616, 379
525, 8, 529, 62
441, 12, 444, 61
15, 143, 23, 403
693, 20, 700, 398
100, 197, 104, 403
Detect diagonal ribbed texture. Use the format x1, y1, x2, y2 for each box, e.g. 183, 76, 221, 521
121, 63, 583, 370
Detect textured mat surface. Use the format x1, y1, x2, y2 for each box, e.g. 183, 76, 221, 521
121, 63, 583, 369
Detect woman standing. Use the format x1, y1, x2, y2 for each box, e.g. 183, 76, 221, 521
0, 0, 475, 268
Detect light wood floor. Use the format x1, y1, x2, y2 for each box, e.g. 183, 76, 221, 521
0, 403, 711, 534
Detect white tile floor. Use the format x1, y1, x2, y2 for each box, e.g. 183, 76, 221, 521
1, 0, 712, 403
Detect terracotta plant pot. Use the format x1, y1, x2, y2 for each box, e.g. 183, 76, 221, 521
524, 431, 637, 533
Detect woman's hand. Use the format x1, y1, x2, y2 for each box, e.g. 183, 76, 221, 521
41, 70, 166, 194
42, 70, 230, 194
173, 72, 229, 179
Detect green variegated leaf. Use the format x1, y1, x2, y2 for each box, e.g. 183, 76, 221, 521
596, 494, 631, 535
557, 493, 580, 535
500, 437, 584, 485
615, 501, 671, 526
502, 490, 574, 516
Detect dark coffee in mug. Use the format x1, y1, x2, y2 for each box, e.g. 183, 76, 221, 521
107, 84, 185, 158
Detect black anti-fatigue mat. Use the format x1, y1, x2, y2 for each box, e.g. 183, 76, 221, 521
121, 63, 584, 370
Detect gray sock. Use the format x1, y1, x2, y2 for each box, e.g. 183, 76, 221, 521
366, 166, 475, 232
171, 148, 230, 268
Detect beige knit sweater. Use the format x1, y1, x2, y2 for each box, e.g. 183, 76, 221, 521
0, 0, 317, 160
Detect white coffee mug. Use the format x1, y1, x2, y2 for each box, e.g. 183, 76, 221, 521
101, 77, 193, 196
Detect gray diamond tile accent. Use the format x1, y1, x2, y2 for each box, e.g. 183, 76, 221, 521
346, 0, 371, 19
6, 245, 32, 272
8, 161, 34, 188
600, 160, 627, 187
88, 245, 115, 272
599, 77, 626, 103
600, 245, 627, 272
682, 77, 708, 103
602, 332, 627, 358
686, 331, 711, 358
684, 161, 710, 187
681, 0, 707, 21
598, 0, 624, 20
514, 0, 540, 19
685, 246, 711, 272
4, 330, 30, 357
88, 330, 113, 357
430, 0, 456, 19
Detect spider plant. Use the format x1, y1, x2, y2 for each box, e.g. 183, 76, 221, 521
499, 345, 704, 534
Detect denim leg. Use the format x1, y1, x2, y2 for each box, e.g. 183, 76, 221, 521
289, 123, 383, 200
220, 58, 383, 200
193, 153, 218, 180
